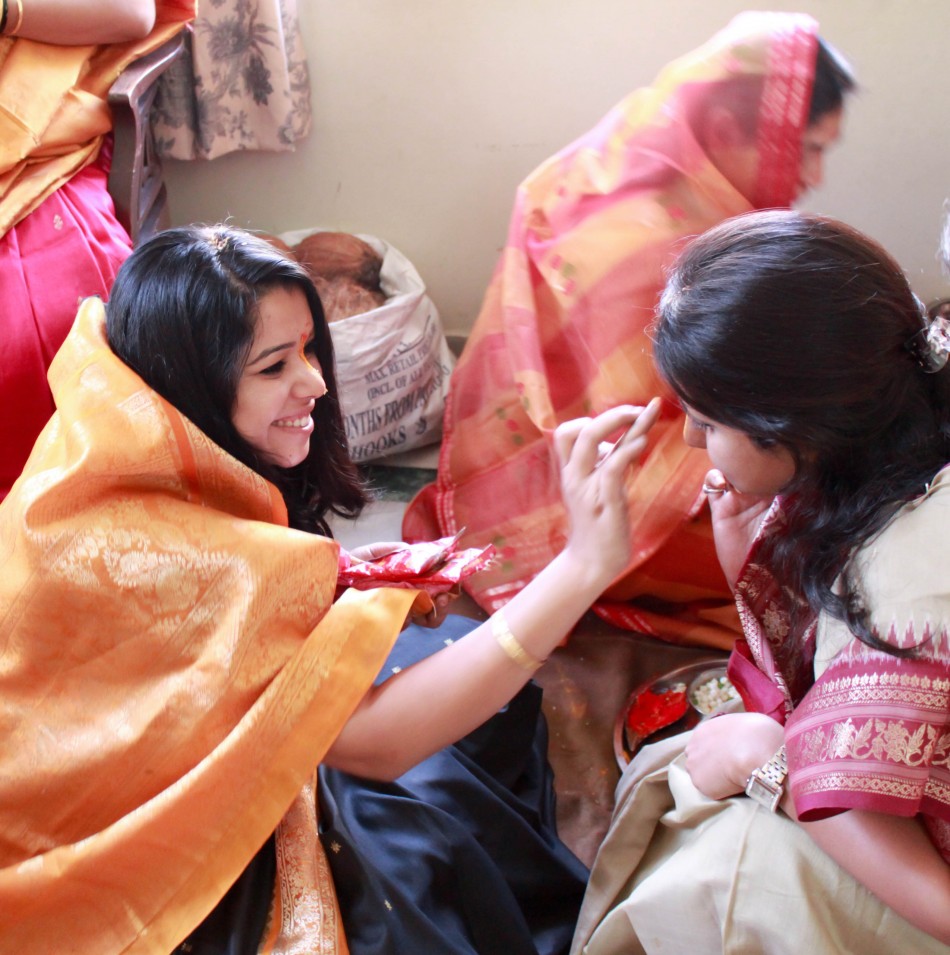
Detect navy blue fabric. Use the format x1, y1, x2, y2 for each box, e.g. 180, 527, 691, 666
319, 617, 588, 955
174, 835, 275, 954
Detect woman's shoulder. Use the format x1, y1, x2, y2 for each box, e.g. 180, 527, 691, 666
849, 465, 950, 652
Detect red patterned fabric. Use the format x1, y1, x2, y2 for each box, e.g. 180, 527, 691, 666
731, 475, 950, 861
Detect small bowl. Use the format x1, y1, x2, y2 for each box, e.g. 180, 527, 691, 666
687, 666, 738, 717
613, 657, 728, 769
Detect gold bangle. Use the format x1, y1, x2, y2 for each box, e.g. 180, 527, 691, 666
491, 612, 544, 673
6, 0, 21, 36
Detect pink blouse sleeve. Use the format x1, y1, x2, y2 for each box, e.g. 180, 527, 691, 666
784, 477, 950, 834
785, 645, 950, 824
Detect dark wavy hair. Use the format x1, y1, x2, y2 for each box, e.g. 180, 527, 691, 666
654, 210, 950, 652
106, 224, 368, 535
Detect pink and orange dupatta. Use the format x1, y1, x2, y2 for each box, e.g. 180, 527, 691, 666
404, 12, 818, 650
0, 300, 417, 953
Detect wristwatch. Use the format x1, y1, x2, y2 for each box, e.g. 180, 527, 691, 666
745, 744, 788, 812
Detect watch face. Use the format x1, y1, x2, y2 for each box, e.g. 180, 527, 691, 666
746, 745, 788, 811
746, 776, 781, 812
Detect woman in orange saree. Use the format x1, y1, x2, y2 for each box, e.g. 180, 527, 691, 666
0, 226, 660, 953
404, 12, 854, 650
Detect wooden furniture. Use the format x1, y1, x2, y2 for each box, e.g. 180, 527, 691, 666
107, 33, 186, 245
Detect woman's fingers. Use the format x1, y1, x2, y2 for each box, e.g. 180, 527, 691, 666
553, 398, 661, 474
551, 400, 663, 583
597, 397, 662, 474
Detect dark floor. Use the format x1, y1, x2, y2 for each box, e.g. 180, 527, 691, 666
447, 591, 723, 865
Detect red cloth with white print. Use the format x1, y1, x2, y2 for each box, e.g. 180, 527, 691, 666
337, 533, 495, 615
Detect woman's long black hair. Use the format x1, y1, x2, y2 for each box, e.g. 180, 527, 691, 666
107, 224, 368, 534
654, 210, 950, 653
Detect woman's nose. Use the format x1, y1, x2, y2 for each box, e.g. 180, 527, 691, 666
292, 357, 327, 399
295, 337, 328, 398
306, 362, 328, 398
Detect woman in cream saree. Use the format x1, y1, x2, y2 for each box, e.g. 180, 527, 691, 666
572, 210, 950, 953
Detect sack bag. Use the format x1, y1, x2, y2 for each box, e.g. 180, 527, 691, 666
280, 228, 455, 463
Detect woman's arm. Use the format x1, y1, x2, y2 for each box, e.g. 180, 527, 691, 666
685, 712, 950, 943
802, 808, 950, 944
11, 0, 156, 45
325, 400, 662, 779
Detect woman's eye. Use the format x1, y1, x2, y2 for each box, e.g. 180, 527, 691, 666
260, 359, 286, 376
689, 416, 710, 431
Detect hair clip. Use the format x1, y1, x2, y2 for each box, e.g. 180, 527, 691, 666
207, 230, 231, 253
923, 311, 950, 373
908, 302, 950, 374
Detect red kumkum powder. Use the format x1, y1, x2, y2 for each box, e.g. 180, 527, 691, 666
626, 685, 688, 736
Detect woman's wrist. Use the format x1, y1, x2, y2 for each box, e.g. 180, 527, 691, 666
496, 547, 612, 667
710, 713, 785, 793
491, 611, 545, 673
552, 543, 624, 601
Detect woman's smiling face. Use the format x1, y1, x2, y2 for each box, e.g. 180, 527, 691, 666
231, 285, 327, 468
682, 404, 796, 497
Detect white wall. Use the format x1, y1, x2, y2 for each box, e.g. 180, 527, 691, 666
164, 0, 950, 335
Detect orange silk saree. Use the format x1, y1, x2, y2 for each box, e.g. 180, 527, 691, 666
404, 12, 819, 650
0, 299, 417, 953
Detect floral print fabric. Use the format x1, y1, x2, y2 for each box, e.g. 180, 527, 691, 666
153, 0, 311, 160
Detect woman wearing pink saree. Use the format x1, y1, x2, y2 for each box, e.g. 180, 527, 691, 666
404, 12, 854, 649
0, 0, 195, 502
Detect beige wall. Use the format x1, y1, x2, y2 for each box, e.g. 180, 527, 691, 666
164, 0, 950, 336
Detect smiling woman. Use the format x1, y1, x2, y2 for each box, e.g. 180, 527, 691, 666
105, 224, 362, 535
232, 285, 328, 468
0, 224, 666, 953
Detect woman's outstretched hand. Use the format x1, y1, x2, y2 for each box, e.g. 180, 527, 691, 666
328, 400, 662, 780
703, 469, 774, 590
554, 398, 662, 591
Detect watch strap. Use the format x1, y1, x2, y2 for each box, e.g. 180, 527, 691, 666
745, 743, 788, 812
